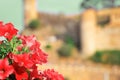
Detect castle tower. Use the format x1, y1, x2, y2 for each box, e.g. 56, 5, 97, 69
23, 0, 38, 26
80, 9, 96, 56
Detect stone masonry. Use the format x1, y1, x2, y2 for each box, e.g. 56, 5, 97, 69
23, 0, 120, 56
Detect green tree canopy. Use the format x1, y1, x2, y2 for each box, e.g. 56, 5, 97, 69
80, 0, 120, 10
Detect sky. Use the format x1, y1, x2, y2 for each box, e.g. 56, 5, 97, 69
0, 0, 23, 32
37, 0, 83, 14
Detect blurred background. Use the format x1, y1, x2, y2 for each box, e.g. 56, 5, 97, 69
1, 0, 120, 80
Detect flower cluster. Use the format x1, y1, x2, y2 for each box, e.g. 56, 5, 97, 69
0, 22, 64, 80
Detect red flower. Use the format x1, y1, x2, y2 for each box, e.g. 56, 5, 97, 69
30, 65, 43, 80
0, 22, 18, 40
30, 69, 64, 80
29, 40, 40, 51
0, 21, 64, 80
11, 53, 33, 69
13, 62, 28, 80
30, 49, 47, 64
0, 58, 14, 79
43, 69, 64, 80
4, 23, 18, 40
19, 35, 39, 48
19, 35, 48, 64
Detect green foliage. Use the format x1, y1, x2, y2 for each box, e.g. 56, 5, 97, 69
45, 44, 52, 50
90, 51, 102, 63
64, 36, 75, 47
80, 0, 118, 10
10, 37, 22, 53
91, 50, 120, 65
58, 44, 73, 57
0, 36, 30, 59
0, 40, 12, 59
28, 19, 40, 29
58, 36, 75, 57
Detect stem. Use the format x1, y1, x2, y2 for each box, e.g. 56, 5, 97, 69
6, 78, 9, 80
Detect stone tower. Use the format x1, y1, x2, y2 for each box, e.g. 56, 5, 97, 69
23, 0, 38, 26
80, 9, 96, 56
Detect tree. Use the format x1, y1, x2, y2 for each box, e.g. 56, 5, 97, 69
80, 0, 119, 10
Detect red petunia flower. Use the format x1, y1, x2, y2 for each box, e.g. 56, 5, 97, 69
12, 62, 28, 80
19, 35, 39, 48
0, 58, 14, 79
30, 49, 47, 64
18, 35, 48, 64
30, 65, 43, 80
0, 22, 18, 40
43, 69, 64, 80
29, 40, 40, 51
30, 69, 64, 80
11, 53, 33, 69
0, 21, 64, 80
4, 23, 18, 40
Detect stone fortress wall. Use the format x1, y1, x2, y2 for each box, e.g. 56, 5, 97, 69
81, 8, 120, 56
38, 8, 120, 56
92, 8, 120, 50
96, 8, 120, 50
24, 0, 120, 56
